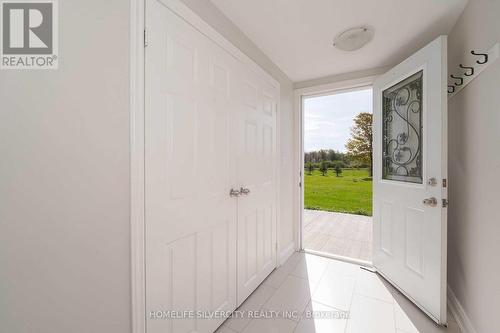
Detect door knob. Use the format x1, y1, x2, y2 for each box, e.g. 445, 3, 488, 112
423, 197, 438, 207
229, 188, 241, 197
240, 187, 250, 195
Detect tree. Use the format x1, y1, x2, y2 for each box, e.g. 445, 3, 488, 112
346, 112, 373, 176
319, 161, 328, 176
319, 149, 328, 162
327, 150, 337, 161
331, 160, 346, 169
305, 162, 314, 175
334, 165, 342, 177
304, 149, 348, 166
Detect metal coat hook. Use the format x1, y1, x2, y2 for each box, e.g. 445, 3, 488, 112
450, 74, 464, 86
449, 43, 499, 98
471, 50, 488, 64
459, 64, 474, 76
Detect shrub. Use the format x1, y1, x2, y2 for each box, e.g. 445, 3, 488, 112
334, 165, 342, 177
319, 161, 328, 176
305, 162, 314, 175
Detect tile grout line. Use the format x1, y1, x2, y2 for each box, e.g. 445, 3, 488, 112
392, 299, 399, 333
352, 290, 395, 305
343, 267, 360, 333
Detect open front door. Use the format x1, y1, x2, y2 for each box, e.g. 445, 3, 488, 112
372, 36, 448, 324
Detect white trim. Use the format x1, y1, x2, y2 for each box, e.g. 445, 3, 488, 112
294, 66, 391, 90
447, 285, 477, 333
303, 249, 372, 268
294, 75, 378, 252
295, 92, 304, 250
275, 94, 282, 269
278, 242, 296, 266
130, 0, 145, 333
440, 37, 449, 324
294, 75, 378, 98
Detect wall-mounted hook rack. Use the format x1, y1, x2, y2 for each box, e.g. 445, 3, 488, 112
448, 42, 499, 99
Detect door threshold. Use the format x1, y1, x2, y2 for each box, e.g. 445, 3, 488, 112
301, 248, 372, 268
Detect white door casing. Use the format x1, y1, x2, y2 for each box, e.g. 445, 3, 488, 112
145, 0, 279, 332
372, 36, 448, 324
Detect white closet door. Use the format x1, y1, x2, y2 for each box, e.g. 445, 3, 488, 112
145, 1, 238, 332
236, 68, 278, 306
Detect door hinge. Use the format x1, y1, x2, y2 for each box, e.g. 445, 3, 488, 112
144, 29, 148, 47
442, 179, 447, 188
442, 199, 449, 208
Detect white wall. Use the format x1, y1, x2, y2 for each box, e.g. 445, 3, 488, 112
447, 0, 500, 332
0, 1, 131, 332
179, 0, 297, 259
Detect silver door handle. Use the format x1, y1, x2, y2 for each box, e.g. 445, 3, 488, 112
240, 187, 250, 195
229, 188, 241, 197
423, 197, 438, 207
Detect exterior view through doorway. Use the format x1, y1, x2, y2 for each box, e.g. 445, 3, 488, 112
302, 87, 373, 263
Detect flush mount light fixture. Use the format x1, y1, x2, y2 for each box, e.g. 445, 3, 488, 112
333, 26, 374, 51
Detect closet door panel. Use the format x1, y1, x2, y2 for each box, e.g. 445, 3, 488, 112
236, 69, 279, 306
145, 1, 238, 332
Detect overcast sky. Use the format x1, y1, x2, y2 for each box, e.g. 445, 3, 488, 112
304, 88, 372, 153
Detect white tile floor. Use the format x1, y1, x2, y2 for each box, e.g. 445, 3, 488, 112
218, 252, 461, 333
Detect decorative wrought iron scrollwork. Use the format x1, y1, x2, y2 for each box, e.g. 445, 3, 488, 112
382, 71, 423, 183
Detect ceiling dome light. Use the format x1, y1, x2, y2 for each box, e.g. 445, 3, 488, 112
333, 26, 374, 51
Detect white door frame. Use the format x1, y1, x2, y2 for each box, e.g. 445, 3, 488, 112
130, 1, 281, 332
293, 74, 382, 265
130, 0, 146, 332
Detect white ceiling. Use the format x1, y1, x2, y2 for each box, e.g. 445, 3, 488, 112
210, 0, 468, 82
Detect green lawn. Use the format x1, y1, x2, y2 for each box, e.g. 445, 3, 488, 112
304, 168, 372, 216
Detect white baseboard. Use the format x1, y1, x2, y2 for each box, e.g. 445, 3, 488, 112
278, 242, 296, 266
447, 285, 477, 333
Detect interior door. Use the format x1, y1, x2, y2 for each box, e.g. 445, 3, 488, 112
372, 36, 448, 324
145, 1, 238, 332
236, 67, 278, 306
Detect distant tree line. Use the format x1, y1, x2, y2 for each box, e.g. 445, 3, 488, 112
304, 149, 370, 170
304, 112, 373, 177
